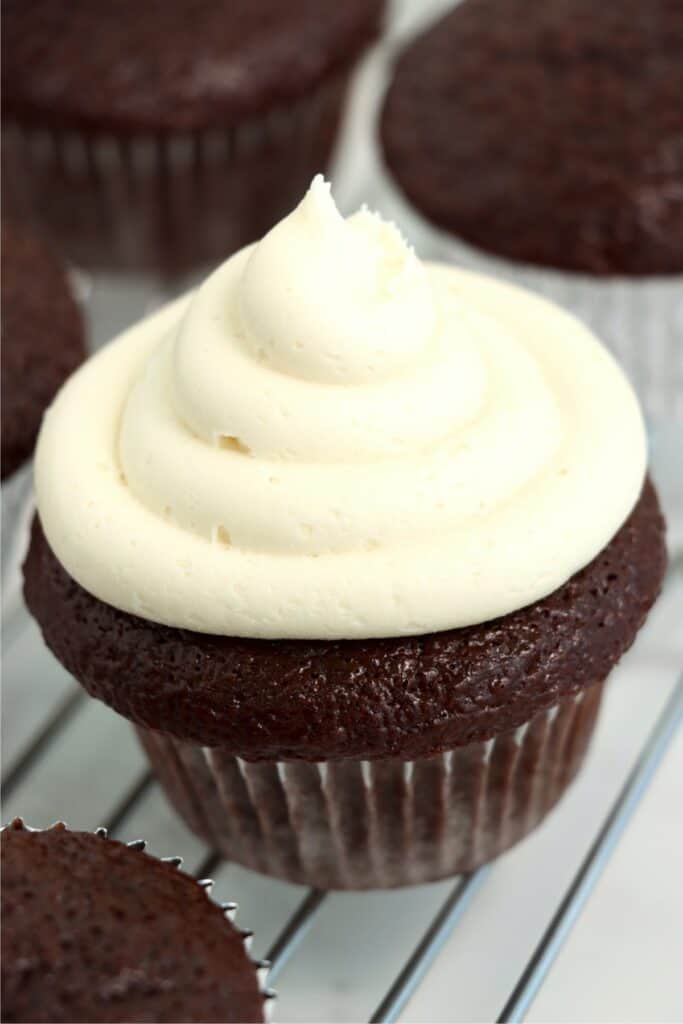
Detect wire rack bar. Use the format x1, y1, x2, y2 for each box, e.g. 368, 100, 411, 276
266, 889, 328, 984
370, 867, 491, 1024
195, 849, 225, 881
2, 662, 680, 1023
497, 673, 683, 1023
100, 769, 156, 835
1, 686, 85, 798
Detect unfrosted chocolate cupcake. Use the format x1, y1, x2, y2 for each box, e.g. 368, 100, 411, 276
2, 0, 385, 274
1, 220, 86, 595
1, 819, 268, 1023
1, 221, 85, 481
381, 0, 683, 275
379, 0, 683, 419
24, 180, 667, 889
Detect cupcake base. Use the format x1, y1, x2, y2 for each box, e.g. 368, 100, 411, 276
2, 72, 351, 276
137, 680, 604, 890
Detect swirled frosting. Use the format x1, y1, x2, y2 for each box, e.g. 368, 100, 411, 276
35, 177, 647, 639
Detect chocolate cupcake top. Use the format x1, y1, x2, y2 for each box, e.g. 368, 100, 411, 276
1, 221, 85, 480
2, 0, 384, 132
24, 180, 665, 758
33, 177, 647, 641
24, 479, 665, 759
381, 0, 683, 275
1, 820, 266, 1023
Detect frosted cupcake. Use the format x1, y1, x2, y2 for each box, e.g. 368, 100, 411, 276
25, 178, 666, 889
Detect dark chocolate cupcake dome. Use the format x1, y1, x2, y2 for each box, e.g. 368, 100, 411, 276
2, 0, 384, 133
24, 479, 665, 761
381, 0, 683, 275
1, 820, 267, 1023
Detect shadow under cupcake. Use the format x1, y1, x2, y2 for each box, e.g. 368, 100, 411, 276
24, 178, 667, 890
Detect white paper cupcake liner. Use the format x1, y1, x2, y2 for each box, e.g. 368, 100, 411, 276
137, 680, 604, 891
2, 69, 352, 277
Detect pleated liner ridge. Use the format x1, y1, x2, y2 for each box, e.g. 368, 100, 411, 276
137, 681, 604, 889
2, 73, 349, 274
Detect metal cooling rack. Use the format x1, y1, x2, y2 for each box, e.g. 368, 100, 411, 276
2, 254, 682, 1020
2, 203, 682, 1024
2, 572, 682, 1021
2, 256, 681, 1019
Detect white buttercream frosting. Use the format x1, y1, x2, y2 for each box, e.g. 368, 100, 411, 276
35, 177, 647, 639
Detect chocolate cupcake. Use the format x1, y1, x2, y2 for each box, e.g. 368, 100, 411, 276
1, 220, 85, 598
1, 221, 85, 481
24, 179, 667, 889
2, 0, 385, 275
379, 0, 683, 419
1, 819, 269, 1023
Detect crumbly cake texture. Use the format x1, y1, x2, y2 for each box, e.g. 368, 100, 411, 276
24, 480, 666, 761
1, 820, 264, 1023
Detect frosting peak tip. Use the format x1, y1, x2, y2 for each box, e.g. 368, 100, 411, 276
300, 174, 341, 226
235, 174, 437, 385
